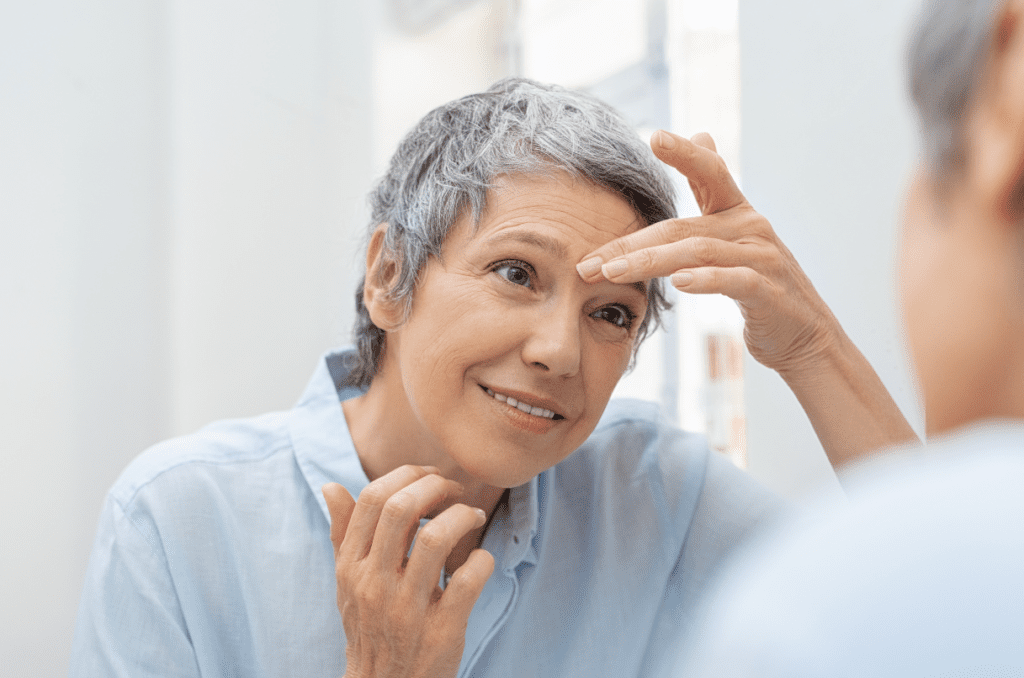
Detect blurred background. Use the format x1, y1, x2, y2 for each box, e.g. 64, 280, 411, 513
1, 0, 922, 673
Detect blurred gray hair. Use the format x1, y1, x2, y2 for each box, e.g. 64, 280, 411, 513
343, 77, 677, 389
908, 0, 1002, 178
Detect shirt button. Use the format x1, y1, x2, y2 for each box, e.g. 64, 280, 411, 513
512, 535, 519, 544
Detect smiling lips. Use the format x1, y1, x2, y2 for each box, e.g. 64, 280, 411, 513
483, 386, 564, 421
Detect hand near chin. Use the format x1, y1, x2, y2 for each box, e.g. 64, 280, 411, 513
322, 466, 494, 678
577, 129, 839, 378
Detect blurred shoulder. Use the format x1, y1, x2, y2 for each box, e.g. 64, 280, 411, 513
582, 397, 709, 477
107, 409, 294, 512
563, 398, 781, 529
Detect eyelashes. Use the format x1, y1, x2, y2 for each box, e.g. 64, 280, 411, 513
591, 304, 637, 330
488, 259, 639, 331
491, 260, 535, 288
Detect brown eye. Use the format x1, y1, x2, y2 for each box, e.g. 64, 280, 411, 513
592, 305, 634, 329
495, 263, 533, 288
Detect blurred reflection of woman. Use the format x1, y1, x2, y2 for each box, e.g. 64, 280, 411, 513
71, 78, 914, 678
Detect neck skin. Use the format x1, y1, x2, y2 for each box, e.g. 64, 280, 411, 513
342, 356, 507, 572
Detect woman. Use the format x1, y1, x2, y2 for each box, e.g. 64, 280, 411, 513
71, 78, 912, 677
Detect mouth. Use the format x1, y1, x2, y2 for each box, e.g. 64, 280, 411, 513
481, 385, 566, 421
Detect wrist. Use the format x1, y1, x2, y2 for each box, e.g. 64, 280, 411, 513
773, 320, 850, 391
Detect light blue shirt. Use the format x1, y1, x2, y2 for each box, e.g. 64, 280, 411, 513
71, 348, 782, 677
673, 422, 1024, 677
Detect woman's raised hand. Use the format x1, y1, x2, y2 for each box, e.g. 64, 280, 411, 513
577, 130, 840, 379
578, 129, 918, 469
322, 466, 495, 678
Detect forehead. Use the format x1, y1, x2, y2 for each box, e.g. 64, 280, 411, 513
449, 172, 648, 297
471, 172, 642, 246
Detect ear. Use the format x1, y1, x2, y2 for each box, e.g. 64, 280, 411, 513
362, 224, 405, 331
969, 0, 1024, 218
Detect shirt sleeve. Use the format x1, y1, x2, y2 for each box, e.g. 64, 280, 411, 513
70, 494, 201, 678
637, 451, 787, 676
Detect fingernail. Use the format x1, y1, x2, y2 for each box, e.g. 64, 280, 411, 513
602, 259, 629, 278
656, 130, 676, 150
576, 257, 603, 278
474, 508, 487, 524
671, 271, 694, 287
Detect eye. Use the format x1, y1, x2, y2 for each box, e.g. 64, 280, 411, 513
591, 304, 637, 330
492, 261, 534, 288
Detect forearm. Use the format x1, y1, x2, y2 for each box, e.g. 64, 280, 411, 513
777, 329, 919, 471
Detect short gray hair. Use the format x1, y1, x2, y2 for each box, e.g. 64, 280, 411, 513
908, 0, 1002, 178
344, 77, 677, 388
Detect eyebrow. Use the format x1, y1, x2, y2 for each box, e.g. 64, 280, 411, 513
485, 229, 649, 296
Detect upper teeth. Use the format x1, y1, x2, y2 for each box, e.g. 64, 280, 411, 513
485, 387, 557, 420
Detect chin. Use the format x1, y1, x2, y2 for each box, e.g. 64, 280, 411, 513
456, 458, 542, 489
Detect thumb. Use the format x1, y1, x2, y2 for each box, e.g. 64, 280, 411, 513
651, 129, 744, 215
322, 482, 356, 553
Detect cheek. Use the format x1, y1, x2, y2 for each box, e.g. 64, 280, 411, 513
401, 279, 519, 390
580, 333, 632, 405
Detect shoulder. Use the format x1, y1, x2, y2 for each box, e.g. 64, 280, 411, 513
108, 409, 294, 515
572, 398, 709, 490
557, 398, 780, 540
585, 397, 708, 463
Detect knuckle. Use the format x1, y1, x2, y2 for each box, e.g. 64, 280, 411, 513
669, 218, 692, 241
702, 267, 719, 288
605, 241, 629, 260
633, 248, 656, 271
381, 491, 416, 521
448, 569, 477, 591
354, 582, 378, 607
750, 212, 770, 229
398, 463, 427, 480
358, 483, 388, 508
416, 523, 449, 552
335, 562, 349, 586
692, 238, 716, 266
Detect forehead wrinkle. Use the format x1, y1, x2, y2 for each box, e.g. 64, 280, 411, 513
483, 229, 569, 259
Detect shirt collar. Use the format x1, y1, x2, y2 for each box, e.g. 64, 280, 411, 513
289, 348, 370, 524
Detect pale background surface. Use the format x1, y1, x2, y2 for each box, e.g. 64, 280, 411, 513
0, 0, 920, 673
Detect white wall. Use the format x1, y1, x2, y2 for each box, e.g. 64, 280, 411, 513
371, 0, 511, 173
0, 0, 374, 674
739, 0, 925, 498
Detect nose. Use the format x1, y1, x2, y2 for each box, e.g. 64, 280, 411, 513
521, 301, 582, 378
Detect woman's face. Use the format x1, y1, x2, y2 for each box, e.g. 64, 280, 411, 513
382, 173, 648, 487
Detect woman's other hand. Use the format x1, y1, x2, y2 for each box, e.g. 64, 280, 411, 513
576, 130, 839, 379
322, 466, 495, 678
